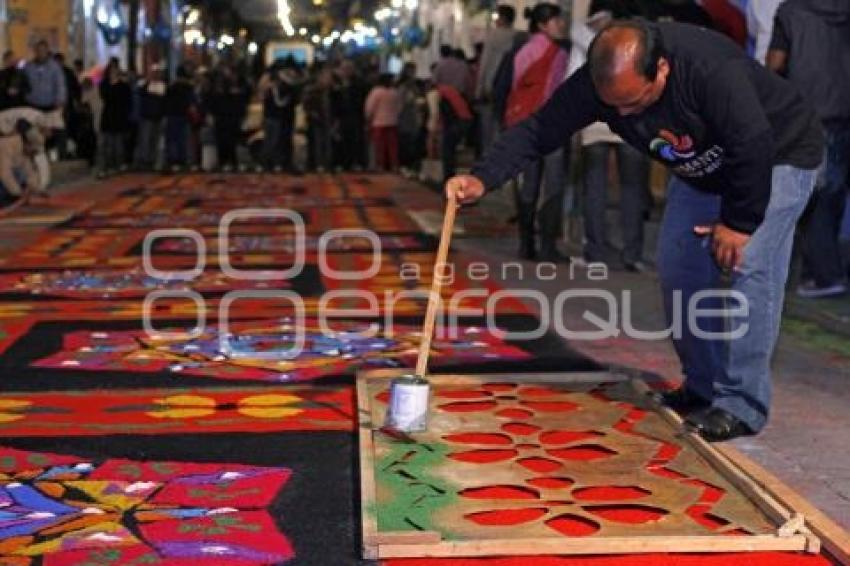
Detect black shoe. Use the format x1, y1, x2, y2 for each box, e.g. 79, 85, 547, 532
657, 387, 710, 415
685, 407, 754, 443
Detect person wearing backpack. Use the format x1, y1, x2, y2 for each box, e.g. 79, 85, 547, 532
505, 3, 570, 261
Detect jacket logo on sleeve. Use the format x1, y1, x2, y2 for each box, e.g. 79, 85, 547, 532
649, 129, 696, 162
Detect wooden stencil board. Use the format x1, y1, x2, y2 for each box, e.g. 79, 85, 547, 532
357, 370, 819, 559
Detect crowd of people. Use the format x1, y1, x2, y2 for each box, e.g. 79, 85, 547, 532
0, 42, 433, 179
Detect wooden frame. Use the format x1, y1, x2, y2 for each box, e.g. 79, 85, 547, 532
718, 445, 850, 565
358, 369, 826, 559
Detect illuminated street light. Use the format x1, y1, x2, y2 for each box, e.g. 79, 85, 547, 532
185, 9, 200, 26
184, 29, 204, 44
277, 0, 296, 36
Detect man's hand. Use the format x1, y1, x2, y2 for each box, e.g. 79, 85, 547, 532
694, 223, 751, 272
445, 175, 486, 206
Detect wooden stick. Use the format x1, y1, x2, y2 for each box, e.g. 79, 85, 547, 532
415, 193, 458, 377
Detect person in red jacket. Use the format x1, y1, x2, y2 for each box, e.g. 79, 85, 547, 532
506, 3, 570, 262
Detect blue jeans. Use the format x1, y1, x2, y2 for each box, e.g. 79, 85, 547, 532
100, 132, 125, 171
657, 166, 816, 432
135, 119, 162, 168
441, 118, 467, 183
479, 103, 500, 156
582, 142, 650, 264
801, 122, 850, 287
263, 119, 294, 170
165, 117, 189, 166
309, 122, 333, 171
519, 147, 569, 253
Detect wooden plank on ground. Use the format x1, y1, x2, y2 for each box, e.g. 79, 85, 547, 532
357, 373, 380, 559
376, 534, 812, 558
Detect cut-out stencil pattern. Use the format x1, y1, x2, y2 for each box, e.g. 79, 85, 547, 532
370, 380, 774, 541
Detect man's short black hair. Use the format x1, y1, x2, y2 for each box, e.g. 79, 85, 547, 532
588, 19, 664, 87
497, 5, 516, 25
439, 44, 452, 58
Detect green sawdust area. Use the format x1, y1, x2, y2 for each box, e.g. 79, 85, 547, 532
375, 439, 457, 535
782, 318, 850, 361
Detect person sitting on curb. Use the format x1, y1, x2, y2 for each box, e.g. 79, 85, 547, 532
0, 122, 45, 204
0, 107, 55, 204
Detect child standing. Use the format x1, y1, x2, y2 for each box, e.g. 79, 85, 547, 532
364, 74, 402, 172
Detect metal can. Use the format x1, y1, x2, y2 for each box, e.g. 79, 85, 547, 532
385, 375, 430, 433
